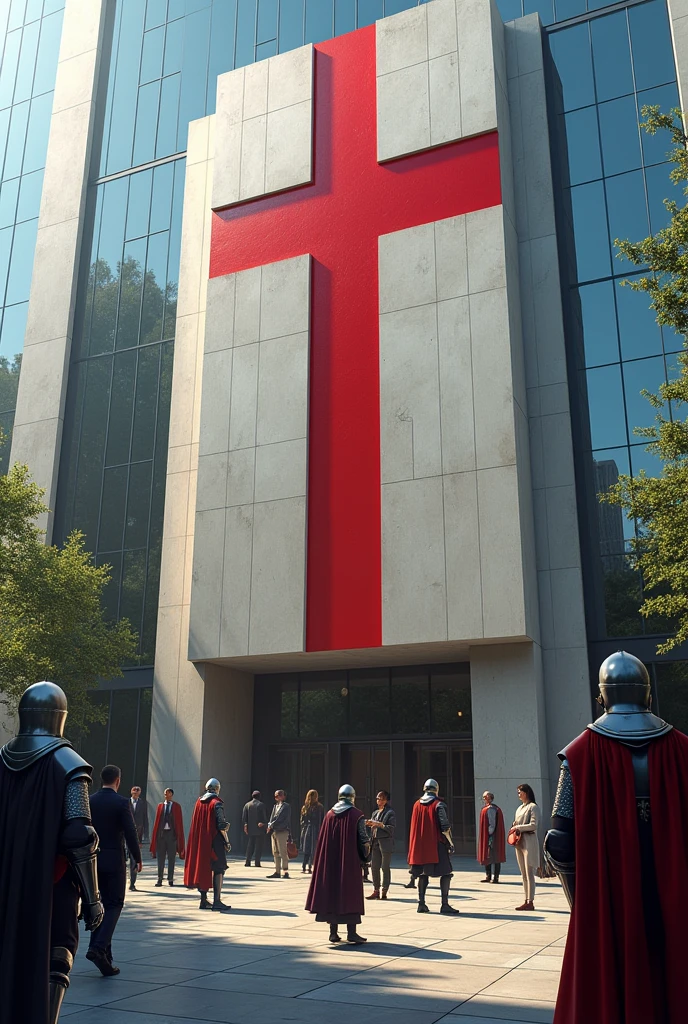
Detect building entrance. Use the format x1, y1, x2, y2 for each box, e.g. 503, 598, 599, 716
407, 742, 475, 856
341, 744, 391, 821
271, 745, 327, 809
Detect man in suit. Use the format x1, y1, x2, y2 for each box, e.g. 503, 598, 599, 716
128, 786, 149, 891
242, 791, 267, 867
87, 765, 141, 977
150, 788, 185, 886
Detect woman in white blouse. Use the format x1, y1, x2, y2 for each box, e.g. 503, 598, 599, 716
509, 784, 540, 911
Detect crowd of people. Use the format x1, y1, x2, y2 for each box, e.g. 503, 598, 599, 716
2, 651, 686, 1024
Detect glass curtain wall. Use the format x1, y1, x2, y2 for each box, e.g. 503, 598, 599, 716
55, 0, 437, 671
0, 0, 64, 472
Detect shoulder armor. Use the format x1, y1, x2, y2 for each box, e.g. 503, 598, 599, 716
0, 736, 71, 772
52, 745, 93, 783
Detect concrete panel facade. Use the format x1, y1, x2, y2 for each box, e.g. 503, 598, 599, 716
212, 45, 313, 210
9, 0, 107, 539
669, 0, 688, 110
190, 254, 311, 660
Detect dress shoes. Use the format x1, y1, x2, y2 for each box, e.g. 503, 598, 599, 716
86, 949, 120, 977
168, 880, 174, 886
404, 879, 416, 889
212, 901, 231, 911
516, 900, 535, 911
154, 880, 162, 887
380, 888, 388, 900
440, 904, 460, 915
266, 871, 280, 878
283, 872, 290, 878
366, 890, 380, 900
347, 932, 367, 944
417, 902, 430, 913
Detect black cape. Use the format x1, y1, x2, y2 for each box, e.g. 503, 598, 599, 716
0, 752, 68, 1024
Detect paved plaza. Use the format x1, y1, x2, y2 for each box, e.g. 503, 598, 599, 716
62, 856, 567, 1024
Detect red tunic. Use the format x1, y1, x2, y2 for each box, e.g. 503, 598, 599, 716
150, 801, 185, 857
478, 804, 506, 865
408, 800, 442, 865
305, 807, 365, 921
554, 727, 688, 1024
183, 797, 220, 891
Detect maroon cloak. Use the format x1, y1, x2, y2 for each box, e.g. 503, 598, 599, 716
554, 727, 688, 1024
305, 807, 365, 922
408, 800, 441, 865
478, 804, 506, 865
184, 797, 220, 891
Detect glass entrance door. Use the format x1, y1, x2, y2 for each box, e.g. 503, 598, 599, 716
341, 744, 391, 821
407, 742, 475, 855
270, 746, 327, 809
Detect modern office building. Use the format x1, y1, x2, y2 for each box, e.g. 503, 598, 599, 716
2, 0, 687, 843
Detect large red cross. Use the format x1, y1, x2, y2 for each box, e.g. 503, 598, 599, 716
210, 25, 501, 653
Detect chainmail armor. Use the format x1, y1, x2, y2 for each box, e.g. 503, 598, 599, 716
436, 801, 451, 833
552, 762, 574, 819
63, 777, 91, 820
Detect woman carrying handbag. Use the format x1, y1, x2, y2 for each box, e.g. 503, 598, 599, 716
508, 784, 540, 911
299, 790, 324, 873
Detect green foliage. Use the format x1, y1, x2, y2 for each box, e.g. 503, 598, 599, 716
0, 458, 138, 733
602, 106, 688, 653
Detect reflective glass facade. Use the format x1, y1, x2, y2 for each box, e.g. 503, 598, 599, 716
0, 0, 64, 473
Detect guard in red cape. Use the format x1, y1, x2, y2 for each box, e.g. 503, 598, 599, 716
184, 778, 231, 911
478, 791, 506, 883
0, 682, 103, 1024
545, 651, 688, 1024
408, 779, 459, 914
306, 784, 370, 944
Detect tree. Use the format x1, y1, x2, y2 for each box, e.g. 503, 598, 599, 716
0, 453, 138, 733
601, 107, 688, 653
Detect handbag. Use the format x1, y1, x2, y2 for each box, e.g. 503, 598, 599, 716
286, 835, 298, 859
507, 829, 522, 847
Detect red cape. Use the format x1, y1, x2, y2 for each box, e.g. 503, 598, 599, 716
150, 801, 185, 857
478, 804, 505, 864
408, 799, 441, 865
305, 807, 364, 918
555, 727, 688, 1024
183, 797, 220, 891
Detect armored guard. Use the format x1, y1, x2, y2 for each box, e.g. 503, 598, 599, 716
184, 778, 231, 911
306, 784, 369, 944
0, 682, 103, 1024
545, 652, 688, 1023
408, 779, 459, 914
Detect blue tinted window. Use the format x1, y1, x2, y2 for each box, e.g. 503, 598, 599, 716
4, 100, 29, 178
630, 442, 663, 478
0, 178, 19, 228
524, 0, 553, 26
258, 0, 278, 42
255, 39, 276, 59
33, 10, 63, 95
591, 12, 633, 104
126, 169, 153, 240
616, 276, 662, 361
629, 0, 675, 92
598, 95, 642, 178
569, 180, 610, 282
549, 25, 594, 113
564, 107, 601, 185
623, 355, 665, 435
605, 170, 649, 256
163, 16, 184, 76
23, 91, 52, 172
0, 300, 28, 358
146, 0, 168, 31
176, 6, 211, 151
140, 26, 165, 85
305, 0, 333, 43
358, 0, 382, 28
638, 84, 679, 167
5, 216, 37, 304
586, 364, 628, 449
236, 0, 258, 67
0, 31, 21, 108
156, 72, 181, 158
133, 80, 161, 166
496, 0, 522, 19
16, 166, 42, 221
645, 162, 678, 235
13, 19, 40, 104
579, 280, 618, 367
553, 0, 585, 20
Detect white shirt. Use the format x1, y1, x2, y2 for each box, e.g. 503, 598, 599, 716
163, 801, 171, 829
131, 799, 138, 811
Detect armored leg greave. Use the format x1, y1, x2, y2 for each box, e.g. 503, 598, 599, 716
417, 875, 429, 903
63, 824, 103, 930
49, 946, 73, 1024
440, 875, 451, 904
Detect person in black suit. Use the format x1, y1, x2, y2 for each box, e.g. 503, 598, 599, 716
242, 791, 267, 867
128, 786, 149, 891
87, 765, 141, 976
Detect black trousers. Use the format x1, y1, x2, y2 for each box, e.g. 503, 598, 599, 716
245, 834, 264, 865
130, 826, 144, 886
156, 831, 177, 881
88, 865, 125, 957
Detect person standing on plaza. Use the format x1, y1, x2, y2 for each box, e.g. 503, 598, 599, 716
545, 651, 688, 1023
150, 787, 185, 887
299, 789, 324, 874
306, 784, 370, 944
242, 790, 267, 867
408, 778, 459, 914
0, 681, 103, 1024
478, 791, 506, 884
266, 789, 292, 878
87, 765, 141, 976
365, 790, 396, 900
184, 778, 231, 911
509, 784, 540, 911
128, 785, 149, 891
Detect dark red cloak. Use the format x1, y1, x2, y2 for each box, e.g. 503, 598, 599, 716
305, 807, 364, 919
150, 801, 185, 857
184, 797, 219, 891
554, 727, 688, 1024
408, 799, 442, 865
478, 804, 506, 865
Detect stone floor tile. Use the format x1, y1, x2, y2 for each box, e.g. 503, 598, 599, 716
472, 923, 567, 946
445, 994, 555, 1022
517, 952, 564, 972
62, 977, 165, 1006
479, 967, 561, 1002
352, 958, 507, 993
131, 943, 288, 971
180, 970, 326, 996
300, 979, 471, 1012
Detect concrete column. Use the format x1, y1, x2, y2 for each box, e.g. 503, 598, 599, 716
9, 0, 107, 539
506, 16, 591, 782
470, 642, 550, 840
668, 0, 688, 111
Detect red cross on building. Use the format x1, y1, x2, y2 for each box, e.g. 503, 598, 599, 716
210, 25, 501, 654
